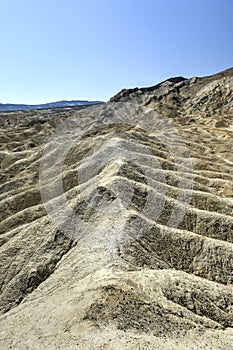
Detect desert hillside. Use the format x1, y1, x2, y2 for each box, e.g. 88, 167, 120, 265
0, 68, 232, 349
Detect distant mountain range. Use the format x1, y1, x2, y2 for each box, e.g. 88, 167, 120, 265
0, 100, 103, 112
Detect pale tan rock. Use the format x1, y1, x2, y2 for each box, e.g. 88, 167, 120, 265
0, 68, 232, 349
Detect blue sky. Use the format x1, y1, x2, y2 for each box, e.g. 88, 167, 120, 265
0, 0, 232, 103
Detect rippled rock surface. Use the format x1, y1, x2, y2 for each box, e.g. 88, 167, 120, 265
0, 68, 232, 349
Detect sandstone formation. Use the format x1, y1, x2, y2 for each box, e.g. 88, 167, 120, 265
0, 68, 232, 349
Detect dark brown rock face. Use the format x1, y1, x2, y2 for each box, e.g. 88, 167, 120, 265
0, 68, 232, 349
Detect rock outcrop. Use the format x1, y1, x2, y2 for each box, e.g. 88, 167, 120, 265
0, 68, 232, 349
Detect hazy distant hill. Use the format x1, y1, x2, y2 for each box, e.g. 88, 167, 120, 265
0, 100, 103, 112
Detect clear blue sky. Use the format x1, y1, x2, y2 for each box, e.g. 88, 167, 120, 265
0, 0, 232, 104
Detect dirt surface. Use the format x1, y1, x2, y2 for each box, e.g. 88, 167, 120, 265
0, 68, 232, 349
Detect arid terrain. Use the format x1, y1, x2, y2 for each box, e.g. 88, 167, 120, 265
0, 68, 232, 349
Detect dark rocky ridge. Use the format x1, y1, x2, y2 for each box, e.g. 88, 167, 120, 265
0, 68, 232, 349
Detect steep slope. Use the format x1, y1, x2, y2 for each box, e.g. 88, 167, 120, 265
0, 68, 232, 349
